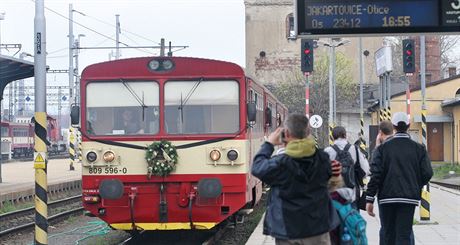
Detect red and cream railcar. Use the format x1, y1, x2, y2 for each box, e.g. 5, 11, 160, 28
76, 57, 287, 231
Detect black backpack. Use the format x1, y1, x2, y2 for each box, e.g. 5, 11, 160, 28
332, 143, 355, 189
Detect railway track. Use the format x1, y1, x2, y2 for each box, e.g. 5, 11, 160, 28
0, 195, 83, 237
430, 180, 460, 191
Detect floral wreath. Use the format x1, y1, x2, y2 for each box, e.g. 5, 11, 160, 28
146, 140, 178, 178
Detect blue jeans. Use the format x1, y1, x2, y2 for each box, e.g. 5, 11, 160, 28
378, 203, 416, 245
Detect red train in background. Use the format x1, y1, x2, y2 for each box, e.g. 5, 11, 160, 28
73, 56, 287, 232
1, 116, 66, 159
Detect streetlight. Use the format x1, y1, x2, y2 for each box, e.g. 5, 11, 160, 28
317, 38, 350, 144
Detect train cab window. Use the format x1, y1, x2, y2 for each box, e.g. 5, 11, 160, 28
164, 80, 239, 134
86, 81, 159, 135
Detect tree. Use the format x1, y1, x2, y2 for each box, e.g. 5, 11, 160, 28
266, 52, 357, 147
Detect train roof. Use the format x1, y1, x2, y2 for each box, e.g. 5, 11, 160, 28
81, 56, 245, 79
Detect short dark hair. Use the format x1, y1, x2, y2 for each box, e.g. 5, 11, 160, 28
379, 120, 393, 136
393, 122, 410, 133
332, 126, 346, 140
284, 113, 310, 139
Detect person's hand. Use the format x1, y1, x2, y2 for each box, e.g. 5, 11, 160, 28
375, 132, 383, 147
331, 160, 342, 177
366, 203, 375, 217
267, 127, 283, 146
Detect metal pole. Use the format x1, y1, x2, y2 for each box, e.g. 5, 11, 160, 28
332, 45, 337, 124
305, 73, 310, 117
328, 39, 334, 145
68, 4, 74, 101
387, 72, 391, 119
34, 0, 48, 243
406, 76, 411, 119
160, 38, 165, 57
358, 38, 366, 149
115, 14, 120, 59
419, 35, 430, 221
0, 12, 4, 55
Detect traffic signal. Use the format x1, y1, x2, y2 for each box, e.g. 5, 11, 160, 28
402, 39, 415, 74
301, 39, 314, 72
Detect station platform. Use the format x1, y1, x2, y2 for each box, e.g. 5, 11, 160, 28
0, 158, 81, 204
246, 184, 460, 245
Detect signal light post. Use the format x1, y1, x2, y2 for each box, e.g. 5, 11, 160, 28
402, 39, 415, 119
301, 39, 314, 118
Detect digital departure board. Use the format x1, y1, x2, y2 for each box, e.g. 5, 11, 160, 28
296, 0, 460, 36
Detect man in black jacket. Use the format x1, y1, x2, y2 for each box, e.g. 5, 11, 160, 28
251, 113, 333, 245
366, 112, 433, 245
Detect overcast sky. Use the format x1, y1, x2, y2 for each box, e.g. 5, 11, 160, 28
1, 0, 246, 86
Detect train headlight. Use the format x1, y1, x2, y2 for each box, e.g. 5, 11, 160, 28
86, 151, 98, 162
148, 60, 160, 70
227, 149, 238, 161
209, 149, 221, 161
162, 60, 174, 70
103, 151, 115, 163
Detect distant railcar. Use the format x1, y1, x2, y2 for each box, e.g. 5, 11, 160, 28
76, 56, 287, 231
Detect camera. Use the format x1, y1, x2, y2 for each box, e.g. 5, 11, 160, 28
280, 129, 286, 143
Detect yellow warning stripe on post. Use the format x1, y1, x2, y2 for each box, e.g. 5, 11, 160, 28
420, 187, 430, 220
34, 152, 46, 169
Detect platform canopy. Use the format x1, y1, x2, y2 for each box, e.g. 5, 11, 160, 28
0, 54, 35, 100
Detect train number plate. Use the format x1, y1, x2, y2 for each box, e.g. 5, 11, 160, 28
88, 167, 128, 174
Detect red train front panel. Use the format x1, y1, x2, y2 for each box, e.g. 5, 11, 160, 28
79, 57, 263, 230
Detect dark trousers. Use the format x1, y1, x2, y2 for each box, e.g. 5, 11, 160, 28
379, 203, 416, 245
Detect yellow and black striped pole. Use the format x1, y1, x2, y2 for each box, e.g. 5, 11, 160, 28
34, 2, 48, 243
359, 117, 366, 150
77, 130, 82, 163
329, 123, 334, 145
419, 36, 430, 221
420, 108, 430, 220
34, 112, 48, 245
69, 127, 75, 171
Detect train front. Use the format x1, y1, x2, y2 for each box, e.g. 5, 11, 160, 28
78, 57, 259, 231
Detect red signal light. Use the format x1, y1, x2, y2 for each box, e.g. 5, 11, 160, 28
304, 49, 311, 55
406, 50, 412, 56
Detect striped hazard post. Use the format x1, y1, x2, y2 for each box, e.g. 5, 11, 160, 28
379, 109, 384, 122
77, 130, 83, 163
329, 123, 334, 145
69, 127, 75, 171
34, 112, 48, 245
420, 108, 430, 220
387, 106, 392, 120
359, 117, 366, 150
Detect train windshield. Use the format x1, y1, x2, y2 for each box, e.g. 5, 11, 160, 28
164, 80, 239, 134
86, 81, 160, 135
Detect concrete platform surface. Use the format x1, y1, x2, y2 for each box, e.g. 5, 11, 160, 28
246, 184, 460, 245
0, 158, 81, 196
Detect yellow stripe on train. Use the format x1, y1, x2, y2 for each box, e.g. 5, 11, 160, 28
110, 222, 217, 230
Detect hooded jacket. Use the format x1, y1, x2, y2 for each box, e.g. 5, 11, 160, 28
251, 137, 332, 239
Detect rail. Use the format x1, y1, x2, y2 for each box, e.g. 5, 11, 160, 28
0, 195, 83, 237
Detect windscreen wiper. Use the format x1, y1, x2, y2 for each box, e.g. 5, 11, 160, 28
178, 77, 203, 124
120, 79, 147, 120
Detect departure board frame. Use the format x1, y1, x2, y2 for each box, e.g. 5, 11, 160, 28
295, 0, 460, 37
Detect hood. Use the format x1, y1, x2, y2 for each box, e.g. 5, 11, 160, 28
336, 188, 355, 202
285, 136, 316, 158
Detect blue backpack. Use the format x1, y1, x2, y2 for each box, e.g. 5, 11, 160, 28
332, 200, 368, 245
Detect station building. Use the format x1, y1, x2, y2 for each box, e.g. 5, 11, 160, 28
373, 74, 460, 163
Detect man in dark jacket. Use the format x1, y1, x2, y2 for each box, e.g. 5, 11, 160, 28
366, 112, 433, 245
251, 113, 332, 245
